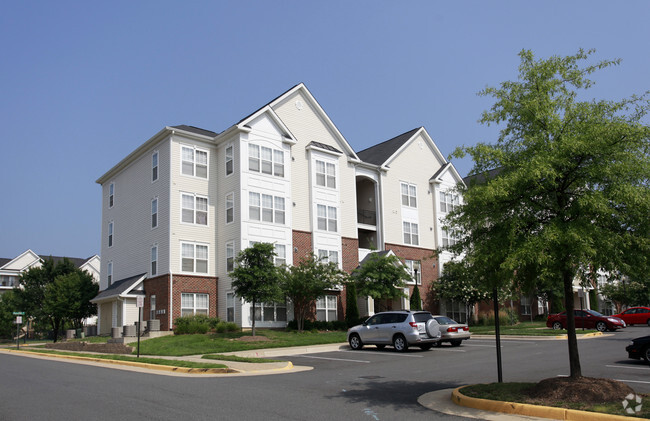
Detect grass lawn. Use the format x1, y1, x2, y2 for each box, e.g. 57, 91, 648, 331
469, 321, 598, 336
201, 354, 284, 363
133, 329, 347, 356
16, 348, 227, 369
462, 382, 650, 418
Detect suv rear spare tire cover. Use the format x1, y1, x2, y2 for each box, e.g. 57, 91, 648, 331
426, 319, 440, 338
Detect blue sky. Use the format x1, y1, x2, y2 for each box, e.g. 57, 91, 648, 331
1, 1, 649, 259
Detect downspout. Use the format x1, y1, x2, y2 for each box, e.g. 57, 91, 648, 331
169, 132, 174, 330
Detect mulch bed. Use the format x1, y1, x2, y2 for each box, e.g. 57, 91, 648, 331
523, 377, 635, 405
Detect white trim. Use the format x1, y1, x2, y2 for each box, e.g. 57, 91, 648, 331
225, 192, 234, 225
151, 197, 158, 229
180, 192, 209, 226
152, 150, 159, 183
179, 241, 209, 274
180, 144, 209, 180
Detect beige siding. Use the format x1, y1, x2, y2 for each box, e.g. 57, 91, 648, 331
123, 298, 140, 326
99, 137, 171, 291
98, 302, 112, 335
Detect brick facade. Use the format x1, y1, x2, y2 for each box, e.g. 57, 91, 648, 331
143, 275, 171, 330
171, 275, 218, 325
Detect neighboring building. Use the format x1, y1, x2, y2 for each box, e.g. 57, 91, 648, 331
93, 83, 464, 334
0, 249, 100, 296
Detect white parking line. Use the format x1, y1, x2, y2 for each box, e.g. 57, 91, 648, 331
340, 350, 424, 358
294, 355, 370, 363
433, 348, 467, 352
606, 364, 650, 371
615, 379, 650, 385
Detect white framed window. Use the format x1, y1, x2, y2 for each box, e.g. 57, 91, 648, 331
274, 244, 286, 266
225, 145, 233, 176
249, 192, 285, 224
109, 182, 114, 208
316, 160, 336, 188
317, 204, 337, 232
521, 296, 532, 315
442, 229, 458, 247
251, 301, 287, 322
107, 261, 113, 286
403, 221, 419, 245
249, 143, 284, 177
225, 192, 234, 224
316, 295, 337, 321
181, 145, 208, 179
404, 260, 421, 285
317, 249, 339, 265
181, 193, 208, 225
108, 221, 114, 247
181, 242, 208, 274
151, 245, 158, 276
181, 293, 209, 316
152, 151, 159, 182
226, 241, 234, 272
401, 182, 417, 208
150, 295, 156, 320
151, 198, 158, 229
226, 292, 235, 322
440, 191, 459, 213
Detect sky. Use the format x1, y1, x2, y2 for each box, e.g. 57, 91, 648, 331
1, 1, 649, 260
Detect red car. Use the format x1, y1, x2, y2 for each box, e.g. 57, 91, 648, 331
546, 309, 626, 332
613, 307, 650, 326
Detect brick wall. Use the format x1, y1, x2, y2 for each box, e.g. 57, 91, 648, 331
340, 236, 360, 321
143, 275, 170, 330
171, 275, 218, 328
292, 230, 313, 263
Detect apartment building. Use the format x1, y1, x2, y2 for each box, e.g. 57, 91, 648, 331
93, 84, 464, 334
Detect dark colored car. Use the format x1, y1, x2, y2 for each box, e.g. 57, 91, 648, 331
613, 307, 650, 326
546, 309, 625, 332
626, 335, 650, 364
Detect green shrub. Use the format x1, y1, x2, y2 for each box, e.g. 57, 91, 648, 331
173, 315, 219, 335
215, 322, 227, 333
286, 319, 348, 331
225, 322, 239, 332
479, 310, 518, 326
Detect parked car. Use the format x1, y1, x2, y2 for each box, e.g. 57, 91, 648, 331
546, 309, 625, 332
432, 315, 471, 346
347, 311, 441, 352
626, 335, 650, 364
613, 307, 650, 326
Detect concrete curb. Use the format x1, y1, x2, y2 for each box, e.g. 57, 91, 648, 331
451, 385, 633, 421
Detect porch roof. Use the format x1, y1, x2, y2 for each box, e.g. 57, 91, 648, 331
91, 273, 146, 302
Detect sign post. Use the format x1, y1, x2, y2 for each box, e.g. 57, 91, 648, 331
13, 312, 25, 350
136, 296, 144, 358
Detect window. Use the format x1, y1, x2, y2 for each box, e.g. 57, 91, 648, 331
521, 296, 532, 315
401, 182, 417, 207
316, 160, 336, 188
249, 192, 285, 224
317, 204, 337, 232
181, 146, 208, 178
317, 249, 339, 265
405, 260, 421, 285
226, 241, 234, 272
274, 244, 286, 266
226, 292, 235, 322
440, 192, 459, 213
107, 261, 113, 286
251, 301, 287, 322
181, 242, 208, 273
152, 151, 159, 182
151, 198, 158, 229
442, 229, 458, 247
316, 295, 337, 321
249, 144, 284, 177
181, 293, 209, 316
108, 221, 114, 247
0, 275, 17, 287
403, 221, 419, 245
225, 145, 233, 176
150, 295, 156, 320
109, 183, 114, 208
181, 193, 208, 225
225, 193, 234, 224
151, 245, 158, 276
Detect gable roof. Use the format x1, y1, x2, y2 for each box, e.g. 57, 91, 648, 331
91, 273, 146, 302
0, 258, 11, 268
463, 167, 503, 187
357, 128, 420, 166
430, 162, 466, 187
171, 125, 218, 138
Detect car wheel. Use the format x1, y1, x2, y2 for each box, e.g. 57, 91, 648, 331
596, 321, 607, 332
552, 321, 563, 330
393, 334, 408, 352
450, 340, 462, 347
647, 319, 650, 327
376, 344, 386, 350
419, 344, 433, 351
349, 334, 363, 350
644, 346, 650, 363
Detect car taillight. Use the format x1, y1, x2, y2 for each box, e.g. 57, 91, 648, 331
462, 327, 469, 331
447, 327, 458, 332
409, 322, 418, 329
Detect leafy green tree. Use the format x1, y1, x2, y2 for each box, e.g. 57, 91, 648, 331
351, 252, 411, 300
345, 282, 360, 327
279, 254, 345, 332
230, 243, 282, 336
409, 285, 422, 311
0, 291, 19, 339
14, 257, 98, 342
600, 280, 649, 313
448, 49, 650, 379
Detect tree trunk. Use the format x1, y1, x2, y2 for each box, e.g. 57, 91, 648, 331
563, 269, 582, 378
251, 298, 256, 337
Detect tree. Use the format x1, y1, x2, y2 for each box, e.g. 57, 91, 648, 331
600, 280, 649, 313
0, 291, 18, 339
13, 257, 98, 342
345, 282, 360, 327
351, 252, 411, 301
230, 243, 282, 336
431, 260, 491, 322
409, 285, 422, 311
279, 254, 345, 332
448, 49, 650, 379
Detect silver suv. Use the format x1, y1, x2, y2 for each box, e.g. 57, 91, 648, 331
347, 311, 441, 352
